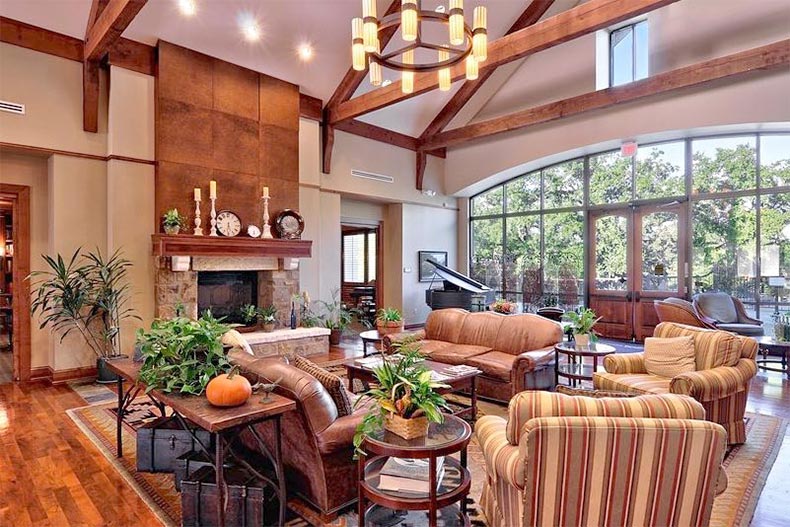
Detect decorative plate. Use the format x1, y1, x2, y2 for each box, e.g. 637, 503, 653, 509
274, 209, 304, 239
216, 210, 242, 237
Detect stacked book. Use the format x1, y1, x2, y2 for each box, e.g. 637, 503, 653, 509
378, 457, 445, 494
443, 364, 482, 377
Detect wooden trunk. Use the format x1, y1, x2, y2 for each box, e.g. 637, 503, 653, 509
181, 466, 276, 527
136, 416, 212, 473
173, 450, 222, 492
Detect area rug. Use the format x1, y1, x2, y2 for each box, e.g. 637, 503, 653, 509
67, 385, 784, 527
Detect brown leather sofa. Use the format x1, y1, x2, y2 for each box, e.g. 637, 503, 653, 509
230, 352, 368, 520
384, 308, 562, 402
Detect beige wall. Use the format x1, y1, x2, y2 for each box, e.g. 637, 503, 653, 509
0, 44, 156, 375
0, 152, 50, 368
0, 43, 108, 155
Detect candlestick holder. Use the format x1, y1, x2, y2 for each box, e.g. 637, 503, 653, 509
193, 199, 203, 235
209, 197, 218, 236
261, 195, 273, 239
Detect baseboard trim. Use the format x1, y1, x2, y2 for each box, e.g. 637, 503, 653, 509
28, 365, 98, 385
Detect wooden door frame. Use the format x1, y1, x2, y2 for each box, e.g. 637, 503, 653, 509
340, 222, 384, 309
0, 184, 31, 381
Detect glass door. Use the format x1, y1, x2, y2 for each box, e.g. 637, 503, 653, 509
633, 203, 687, 339
588, 210, 634, 339
589, 203, 687, 340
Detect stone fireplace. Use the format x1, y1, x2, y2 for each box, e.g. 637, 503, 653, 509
154, 256, 299, 328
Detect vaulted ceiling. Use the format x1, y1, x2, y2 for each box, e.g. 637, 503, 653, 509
0, 0, 576, 136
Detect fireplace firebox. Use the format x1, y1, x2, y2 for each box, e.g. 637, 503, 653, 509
197, 271, 258, 324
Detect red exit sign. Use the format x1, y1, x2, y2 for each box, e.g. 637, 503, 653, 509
621, 141, 638, 157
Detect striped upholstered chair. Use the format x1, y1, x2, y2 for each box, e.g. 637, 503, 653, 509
594, 322, 757, 444
475, 391, 727, 527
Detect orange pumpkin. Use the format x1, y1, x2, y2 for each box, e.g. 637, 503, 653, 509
206, 366, 252, 407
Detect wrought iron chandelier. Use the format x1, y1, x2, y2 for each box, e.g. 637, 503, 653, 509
351, 1, 488, 94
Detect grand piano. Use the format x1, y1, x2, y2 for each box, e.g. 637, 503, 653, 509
424, 258, 495, 311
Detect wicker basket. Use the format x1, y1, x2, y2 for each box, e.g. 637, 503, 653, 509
384, 414, 429, 440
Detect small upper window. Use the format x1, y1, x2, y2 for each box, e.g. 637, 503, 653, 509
610, 20, 648, 87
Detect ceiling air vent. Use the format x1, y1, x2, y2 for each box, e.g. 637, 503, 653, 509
0, 100, 25, 115
351, 169, 394, 184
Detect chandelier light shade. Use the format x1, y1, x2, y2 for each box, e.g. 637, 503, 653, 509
473, 6, 487, 62
438, 48, 451, 91
465, 55, 478, 80
352, 18, 366, 71
402, 49, 415, 93
449, 0, 464, 46
401, 0, 418, 41
362, 0, 378, 52
351, 0, 488, 92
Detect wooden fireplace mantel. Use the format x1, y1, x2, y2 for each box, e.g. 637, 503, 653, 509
151, 234, 312, 258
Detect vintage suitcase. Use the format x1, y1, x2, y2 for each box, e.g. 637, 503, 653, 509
181, 466, 277, 527
136, 416, 212, 473
173, 450, 230, 492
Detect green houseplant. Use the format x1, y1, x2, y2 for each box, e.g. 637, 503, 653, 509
353, 345, 450, 451
162, 208, 184, 235
302, 290, 352, 345
258, 305, 278, 332
29, 248, 138, 383
238, 304, 259, 331
375, 307, 404, 336
136, 311, 231, 395
564, 308, 601, 347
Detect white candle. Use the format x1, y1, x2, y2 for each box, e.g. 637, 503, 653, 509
209, 180, 217, 199
194, 188, 201, 201
262, 186, 269, 199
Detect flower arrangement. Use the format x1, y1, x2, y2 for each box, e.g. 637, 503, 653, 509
491, 298, 518, 314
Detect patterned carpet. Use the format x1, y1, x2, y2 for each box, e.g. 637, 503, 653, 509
66, 377, 786, 527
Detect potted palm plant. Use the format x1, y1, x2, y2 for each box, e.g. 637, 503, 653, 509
564, 308, 601, 347
375, 307, 404, 335
29, 248, 139, 382
353, 345, 450, 450
162, 208, 184, 235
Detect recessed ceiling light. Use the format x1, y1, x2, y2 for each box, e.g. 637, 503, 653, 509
381, 79, 392, 87
297, 43, 314, 62
176, 0, 196, 17
238, 13, 261, 42
435, 5, 446, 13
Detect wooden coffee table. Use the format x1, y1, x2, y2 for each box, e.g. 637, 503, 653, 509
106, 359, 296, 527
756, 336, 790, 376
357, 415, 472, 527
345, 358, 479, 421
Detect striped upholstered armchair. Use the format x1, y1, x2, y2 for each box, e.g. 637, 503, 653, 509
594, 322, 757, 444
475, 391, 727, 527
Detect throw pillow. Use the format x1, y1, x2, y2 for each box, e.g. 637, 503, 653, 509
292, 356, 353, 417
643, 336, 696, 378
555, 385, 637, 398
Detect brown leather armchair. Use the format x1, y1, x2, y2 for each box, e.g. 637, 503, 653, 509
693, 292, 764, 336
230, 352, 368, 520
654, 297, 710, 328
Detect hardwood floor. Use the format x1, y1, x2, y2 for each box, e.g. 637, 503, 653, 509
0, 337, 787, 526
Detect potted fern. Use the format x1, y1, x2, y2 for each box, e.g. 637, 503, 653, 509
564, 308, 601, 347
258, 305, 277, 332
375, 307, 403, 335
353, 344, 450, 449
29, 248, 139, 383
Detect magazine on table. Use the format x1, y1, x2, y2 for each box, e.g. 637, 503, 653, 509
378, 457, 446, 494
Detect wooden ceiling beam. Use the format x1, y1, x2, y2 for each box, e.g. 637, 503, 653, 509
416, 0, 555, 188
329, 0, 680, 124
0, 16, 83, 61
86, 0, 110, 32
419, 39, 790, 151
84, 0, 147, 61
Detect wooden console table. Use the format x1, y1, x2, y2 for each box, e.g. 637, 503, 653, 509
106, 359, 296, 526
